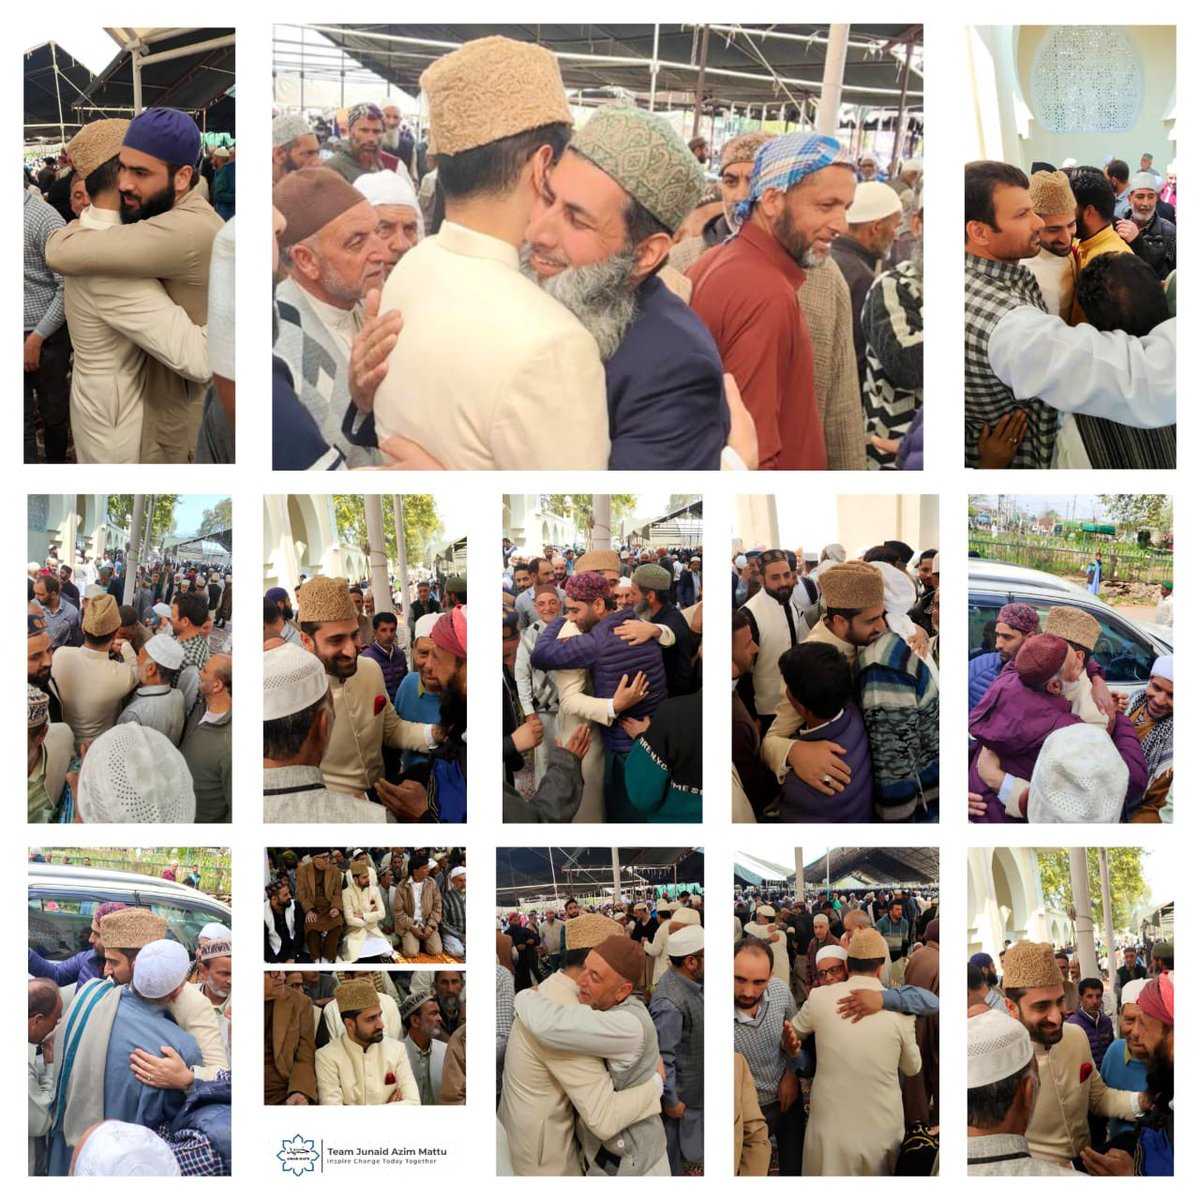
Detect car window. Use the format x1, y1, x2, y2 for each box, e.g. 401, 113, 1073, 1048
28, 887, 230, 960
969, 592, 1155, 686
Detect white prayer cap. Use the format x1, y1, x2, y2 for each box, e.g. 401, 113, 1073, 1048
1130, 171, 1160, 191
902, 158, 923, 173
812, 912, 830, 926
355, 168, 420, 213
1027, 724, 1128, 823
1061, 156, 1077, 168
1121, 978, 1150, 1006
28, 562, 40, 574
668, 925, 705, 956
967, 1009, 1033, 1088
86, 584, 107, 600
199, 922, 232, 942
1151, 654, 1173, 682
74, 1120, 181, 1176
734, 555, 747, 569
449, 866, 466, 880
152, 602, 172, 619
414, 613, 440, 639
132, 938, 191, 999
756, 904, 775, 918
77, 725, 196, 823
145, 632, 185, 671
618, 576, 633, 588
847, 180, 902, 223
870, 561, 918, 616
815, 944, 848, 965
823, 543, 847, 563
273, 113, 312, 147
263, 642, 328, 720
932, 552, 940, 574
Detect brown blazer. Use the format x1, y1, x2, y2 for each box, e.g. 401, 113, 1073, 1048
439, 1024, 466, 1104
392, 876, 442, 934
268, 986, 317, 1102
735, 1052, 771, 1175
296, 860, 344, 932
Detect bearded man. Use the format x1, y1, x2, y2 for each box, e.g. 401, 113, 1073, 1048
969, 603, 1040, 709
1025, 170, 1078, 321
737, 550, 809, 729
271, 114, 321, 183
316, 978, 420, 1105
325, 103, 387, 183
1120, 171, 1175, 280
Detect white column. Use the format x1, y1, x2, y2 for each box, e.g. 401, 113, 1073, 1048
1098, 849, 1118, 995
265, 495, 300, 596
591, 495, 612, 551
392, 495, 411, 624
365, 494, 393, 614
612, 847, 622, 905
816, 25, 850, 135
324, 495, 345, 577
123, 494, 145, 605
1069, 848, 1099, 976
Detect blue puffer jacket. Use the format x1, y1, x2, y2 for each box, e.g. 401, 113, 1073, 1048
778, 703, 874, 822
968, 651, 1002, 712
531, 612, 667, 752
172, 1075, 232, 1171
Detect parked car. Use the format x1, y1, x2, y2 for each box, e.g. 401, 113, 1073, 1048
28, 862, 231, 967
969, 560, 1172, 696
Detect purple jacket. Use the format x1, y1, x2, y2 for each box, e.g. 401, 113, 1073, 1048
969, 663, 1149, 821
360, 641, 408, 699
897, 406, 924, 470
778, 703, 874, 822
531, 611, 666, 752
1066, 1006, 1115, 1068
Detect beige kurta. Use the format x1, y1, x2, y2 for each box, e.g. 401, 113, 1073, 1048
320, 656, 430, 795
50, 642, 138, 749
793, 975, 921, 1175
1025, 1020, 1140, 1163
498, 970, 661, 1176
47, 189, 222, 462
374, 221, 610, 468
169, 980, 229, 1078
743, 921, 790, 985
340, 880, 389, 962
315, 1033, 420, 1105
735, 1051, 771, 1176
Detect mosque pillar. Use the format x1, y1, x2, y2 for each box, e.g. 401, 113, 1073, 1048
392, 496, 411, 624
1069, 848, 1099, 976
266, 494, 300, 596
816, 25, 850, 135
365, 494, 393, 614
124, 494, 145, 605
591, 495, 611, 551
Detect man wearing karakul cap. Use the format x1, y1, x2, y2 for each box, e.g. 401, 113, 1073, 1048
116, 631, 187, 744
273, 168, 388, 467
966, 1009, 1076, 1174
520, 103, 732, 470
50, 117, 209, 464
1000, 941, 1146, 1164
514, 934, 669, 1174
1026, 170, 1079, 322
373, 36, 610, 470
47, 107, 223, 463
263, 641, 391, 822
316, 977, 420, 1105
688, 132, 858, 469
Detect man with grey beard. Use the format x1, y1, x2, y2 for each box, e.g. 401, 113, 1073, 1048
862, 180, 924, 468
522, 104, 736, 470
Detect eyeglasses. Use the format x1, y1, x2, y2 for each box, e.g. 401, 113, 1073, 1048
816, 967, 844, 980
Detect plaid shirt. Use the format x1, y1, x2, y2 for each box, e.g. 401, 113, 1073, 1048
23, 192, 66, 337
963, 252, 1057, 468
734, 976, 804, 1106
178, 631, 211, 670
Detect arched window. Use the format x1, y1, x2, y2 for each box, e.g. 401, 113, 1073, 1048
1031, 26, 1142, 133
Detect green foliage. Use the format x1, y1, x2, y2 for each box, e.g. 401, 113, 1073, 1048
107, 495, 179, 542
197, 498, 233, 536
1038, 848, 1148, 932
1098, 495, 1173, 532
542, 494, 638, 528
332, 495, 444, 564
44, 846, 232, 897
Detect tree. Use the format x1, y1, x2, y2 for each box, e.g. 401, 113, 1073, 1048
197, 498, 233, 536
333, 495, 444, 565
1099, 495, 1173, 533
107, 495, 179, 546
1038, 848, 1149, 934
542, 494, 637, 528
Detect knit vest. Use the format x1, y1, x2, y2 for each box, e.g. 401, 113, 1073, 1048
652, 970, 705, 1108
579, 996, 668, 1175
963, 253, 1057, 468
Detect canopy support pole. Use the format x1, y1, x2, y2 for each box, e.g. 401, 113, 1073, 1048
890, 38, 914, 178
691, 25, 709, 138
816, 24, 850, 136
648, 24, 660, 112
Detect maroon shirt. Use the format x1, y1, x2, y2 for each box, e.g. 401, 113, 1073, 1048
688, 221, 824, 470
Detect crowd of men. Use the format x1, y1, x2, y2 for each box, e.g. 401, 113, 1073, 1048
264, 847, 465, 964
965, 155, 1176, 469
733, 540, 939, 822
28, 555, 233, 823
733, 883, 940, 1174
967, 938, 1174, 1174
24, 109, 235, 464
502, 545, 702, 822
263, 572, 466, 822
29, 907, 232, 1175
271, 35, 923, 471
968, 603, 1173, 821
264, 967, 465, 1106
498, 890, 705, 1174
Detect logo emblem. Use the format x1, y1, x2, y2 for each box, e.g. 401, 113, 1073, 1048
277, 1134, 320, 1176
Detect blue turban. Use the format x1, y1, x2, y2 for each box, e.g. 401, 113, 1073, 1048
733, 132, 851, 224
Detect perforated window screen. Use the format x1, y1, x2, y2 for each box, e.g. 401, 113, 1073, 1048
1031, 27, 1142, 134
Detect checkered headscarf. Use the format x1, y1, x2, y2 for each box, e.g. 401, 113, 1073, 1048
347, 103, 383, 130
734, 132, 851, 223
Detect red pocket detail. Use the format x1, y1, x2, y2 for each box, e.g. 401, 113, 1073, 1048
385, 1073, 396, 1085
374, 694, 386, 716
1080, 1062, 1093, 1083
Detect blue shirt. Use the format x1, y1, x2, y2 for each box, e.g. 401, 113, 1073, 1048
395, 672, 442, 770
1100, 1038, 1148, 1138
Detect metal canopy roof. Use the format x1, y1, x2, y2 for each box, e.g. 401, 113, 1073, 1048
497, 846, 703, 893
733, 851, 795, 885
74, 27, 236, 131
24, 42, 98, 139
293, 24, 922, 116
802, 846, 938, 886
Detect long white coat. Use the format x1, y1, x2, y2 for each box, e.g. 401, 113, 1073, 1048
315, 1033, 420, 1105
374, 221, 610, 469
793, 974, 921, 1175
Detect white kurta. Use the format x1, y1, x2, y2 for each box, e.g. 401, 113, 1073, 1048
1026, 247, 1075, 322
315, 1033, 420, 1105
374, 221, 610, 468
792, 975, 921, 1176
340, 881, 389, 961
